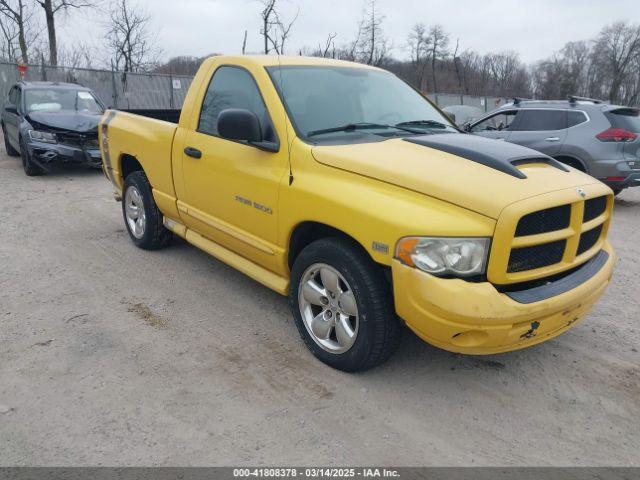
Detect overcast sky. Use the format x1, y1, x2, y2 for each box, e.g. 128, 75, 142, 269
58, 0, 640, 66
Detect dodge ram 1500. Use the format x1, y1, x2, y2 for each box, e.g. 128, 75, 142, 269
100, 55, 616, 371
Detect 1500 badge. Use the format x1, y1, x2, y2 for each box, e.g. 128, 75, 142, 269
235, 195, 273, 215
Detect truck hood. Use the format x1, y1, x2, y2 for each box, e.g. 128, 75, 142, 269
26, 110, 102, 133
311, 134, 603, 219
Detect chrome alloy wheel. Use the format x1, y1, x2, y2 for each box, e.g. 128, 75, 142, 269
298, 263, 359, 354
124, 185, 146, 239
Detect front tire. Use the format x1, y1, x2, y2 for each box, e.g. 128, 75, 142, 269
122, 171, 172, 250
3, 126, 19, 156
20, 138, 44, 176
290, 237, 402, 372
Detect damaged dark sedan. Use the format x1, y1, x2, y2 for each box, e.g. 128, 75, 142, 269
1, 81, 105, 176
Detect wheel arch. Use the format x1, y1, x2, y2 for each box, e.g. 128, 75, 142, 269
287, 221, 375, 270
119, 153, 144, 181
554, 154, 588, 173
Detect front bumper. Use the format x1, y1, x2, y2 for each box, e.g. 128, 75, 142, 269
392, 241, 616, 354
27, 140, 101, 167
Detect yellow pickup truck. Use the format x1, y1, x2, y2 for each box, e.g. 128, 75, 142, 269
100, 55, 615, 371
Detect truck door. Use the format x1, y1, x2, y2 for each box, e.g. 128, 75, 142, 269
507, 109, 567, 156
179, 65, 288, 271
468, 110, 518, 142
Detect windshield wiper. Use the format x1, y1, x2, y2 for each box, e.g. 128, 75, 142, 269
307, 122, 421, 138
396, 119, 450, 130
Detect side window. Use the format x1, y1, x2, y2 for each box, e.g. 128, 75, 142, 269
15, 88, 22, 112
513, 110, 566, 131
471, 111, 518, 132
567, 111, 588, 128
7, 87, 17, 105
198, 66, 275, 142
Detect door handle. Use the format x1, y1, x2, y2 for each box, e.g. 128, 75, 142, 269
184, 146, 202, 159
544, 137, 560, 142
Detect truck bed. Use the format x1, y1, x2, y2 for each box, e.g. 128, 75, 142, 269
121, 109, 182, 124
101, 109, 179, 205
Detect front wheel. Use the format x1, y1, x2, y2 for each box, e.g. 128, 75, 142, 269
122, 171, 172, 250
290, 237, 402, 372
20, 138, 43, 176
3, 126, 19, 156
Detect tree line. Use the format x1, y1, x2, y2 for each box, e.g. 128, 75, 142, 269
1, 0, 639, 106
0, 0, 159, 72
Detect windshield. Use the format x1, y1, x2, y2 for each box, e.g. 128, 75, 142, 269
24, 89, 104, 114
267, 66, 457, 140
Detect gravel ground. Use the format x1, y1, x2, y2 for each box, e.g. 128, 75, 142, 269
0, 151, 638, 467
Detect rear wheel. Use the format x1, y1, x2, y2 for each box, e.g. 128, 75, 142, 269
290, 237, 402, 372
2, 126, 19, 156
122, 171, 172, 250
20, 137, 44, 176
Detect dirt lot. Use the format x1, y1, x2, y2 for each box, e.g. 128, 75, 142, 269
0, 151, 638, 467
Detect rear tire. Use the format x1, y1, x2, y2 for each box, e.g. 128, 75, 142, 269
122, 171, 172, 250
3, 126, 19, 157
290, 237, 402, 372
20, 138, 44, 176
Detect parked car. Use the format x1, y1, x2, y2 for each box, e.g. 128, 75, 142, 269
442, 104, 484, 127
1, 81, 105, 176
100, 56, 615, 371
463, 97, 640, 195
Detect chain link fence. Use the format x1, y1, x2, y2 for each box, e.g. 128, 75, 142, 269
0, 62, 194, 110
0, 61, 506, 114
426, 92, 511, 112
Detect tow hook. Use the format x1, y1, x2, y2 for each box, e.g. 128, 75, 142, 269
521, 321, 540, 339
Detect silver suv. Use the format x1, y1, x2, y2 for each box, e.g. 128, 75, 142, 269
464, 97, 640, 194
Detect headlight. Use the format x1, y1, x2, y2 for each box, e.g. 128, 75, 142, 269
396, 237, 490, 277
28, 130, 57, 144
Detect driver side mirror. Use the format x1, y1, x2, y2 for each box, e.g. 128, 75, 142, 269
217, 108, 279, 152
218, 108, 263, 143
5, 105, 17, 115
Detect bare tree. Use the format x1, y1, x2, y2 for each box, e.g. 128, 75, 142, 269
260, 0, 298, 55
0, 0, 37, 63
425, 25, 449, 93
320, 32, 337, 58
592, 21, 640, 103
408, 23, 428, 90
0, 13, 18, 60
35, 0, 94, 66
57, 41, 95, 68
356, 0, 388, 66
106, 0, 159, 72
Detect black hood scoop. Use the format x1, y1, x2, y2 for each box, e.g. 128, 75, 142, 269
404, 133, 569, 179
